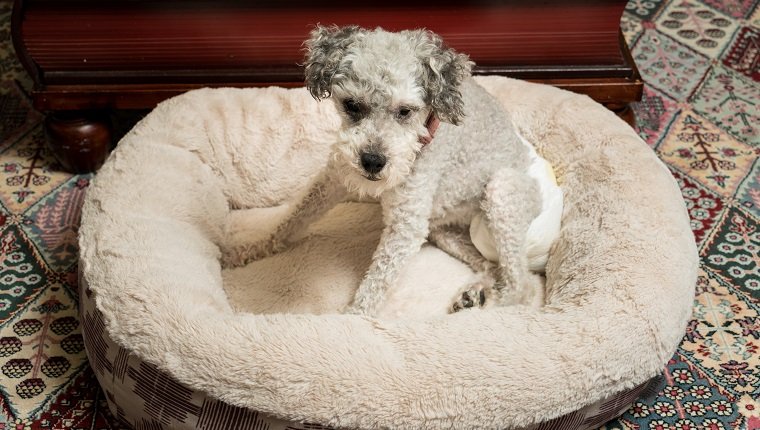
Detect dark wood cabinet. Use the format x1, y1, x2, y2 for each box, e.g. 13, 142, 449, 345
12, 0, 642, 172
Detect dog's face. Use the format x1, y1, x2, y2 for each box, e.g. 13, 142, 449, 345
304, 26, 472, 197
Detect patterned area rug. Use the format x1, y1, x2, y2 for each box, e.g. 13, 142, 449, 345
0, 0, 758, 428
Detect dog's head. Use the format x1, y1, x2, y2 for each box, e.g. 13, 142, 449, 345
304, 25, 472, 197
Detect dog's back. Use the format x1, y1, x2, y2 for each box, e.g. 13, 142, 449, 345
412, 78, 532, 219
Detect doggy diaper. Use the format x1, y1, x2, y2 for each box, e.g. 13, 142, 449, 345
470, 134, 563, 272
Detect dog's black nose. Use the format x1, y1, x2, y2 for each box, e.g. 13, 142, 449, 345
360, 152, 386, 174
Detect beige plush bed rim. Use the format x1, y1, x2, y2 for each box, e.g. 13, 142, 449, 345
78, 76, 697, 430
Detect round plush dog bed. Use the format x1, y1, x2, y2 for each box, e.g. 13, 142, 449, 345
78, 76, 697, 430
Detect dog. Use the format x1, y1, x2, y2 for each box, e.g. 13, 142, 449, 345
224, 25, 562, 316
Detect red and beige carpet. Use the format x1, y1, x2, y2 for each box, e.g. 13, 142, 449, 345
1, 0, 758, 428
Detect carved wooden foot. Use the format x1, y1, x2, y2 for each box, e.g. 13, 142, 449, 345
605, 102, 636, 128
44, 111, 113, 173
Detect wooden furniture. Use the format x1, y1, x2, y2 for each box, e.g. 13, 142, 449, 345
12, 0, 642, 173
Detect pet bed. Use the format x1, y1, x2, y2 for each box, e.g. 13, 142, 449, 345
78, 76, 697, 430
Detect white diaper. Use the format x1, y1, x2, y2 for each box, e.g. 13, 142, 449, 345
470, 132, 564, 272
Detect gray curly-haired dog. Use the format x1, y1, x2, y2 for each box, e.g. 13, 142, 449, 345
228, 25, 549, 315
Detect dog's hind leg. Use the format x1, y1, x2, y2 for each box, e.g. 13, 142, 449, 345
428, 225, 498, 312
482, 168, 545, 308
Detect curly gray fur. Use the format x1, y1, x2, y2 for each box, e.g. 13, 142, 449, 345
303, 25, 366, 101
304, 26, 472, 124
234, 26, 545, 316
408, 30, 473, 125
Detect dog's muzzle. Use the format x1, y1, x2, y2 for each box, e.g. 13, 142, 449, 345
360, 151, 386, 175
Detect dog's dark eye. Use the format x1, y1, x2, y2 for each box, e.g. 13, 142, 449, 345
343, 99, 360, 113
342, 99, 365, 120
397, 107, 412, 119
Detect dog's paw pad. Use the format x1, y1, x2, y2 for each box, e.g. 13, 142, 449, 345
450, 287, 487, 313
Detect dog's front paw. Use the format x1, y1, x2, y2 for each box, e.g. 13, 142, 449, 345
343, 294, 379, 316
220, 237, 287, 268
250, 238, 288, 260
342, 304, 367, 316
343, 295, 377, 316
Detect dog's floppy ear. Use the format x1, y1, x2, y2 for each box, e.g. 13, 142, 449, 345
411, 30, 473, 125
304, 25, 364, 101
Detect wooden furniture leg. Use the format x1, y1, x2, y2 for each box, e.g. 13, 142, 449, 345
44, 111, 113, 173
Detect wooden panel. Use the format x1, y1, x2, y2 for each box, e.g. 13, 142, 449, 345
31, 76, 643, 111
18, 0, 629, 85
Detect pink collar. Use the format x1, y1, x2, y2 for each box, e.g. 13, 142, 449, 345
418, 112, 440, 146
